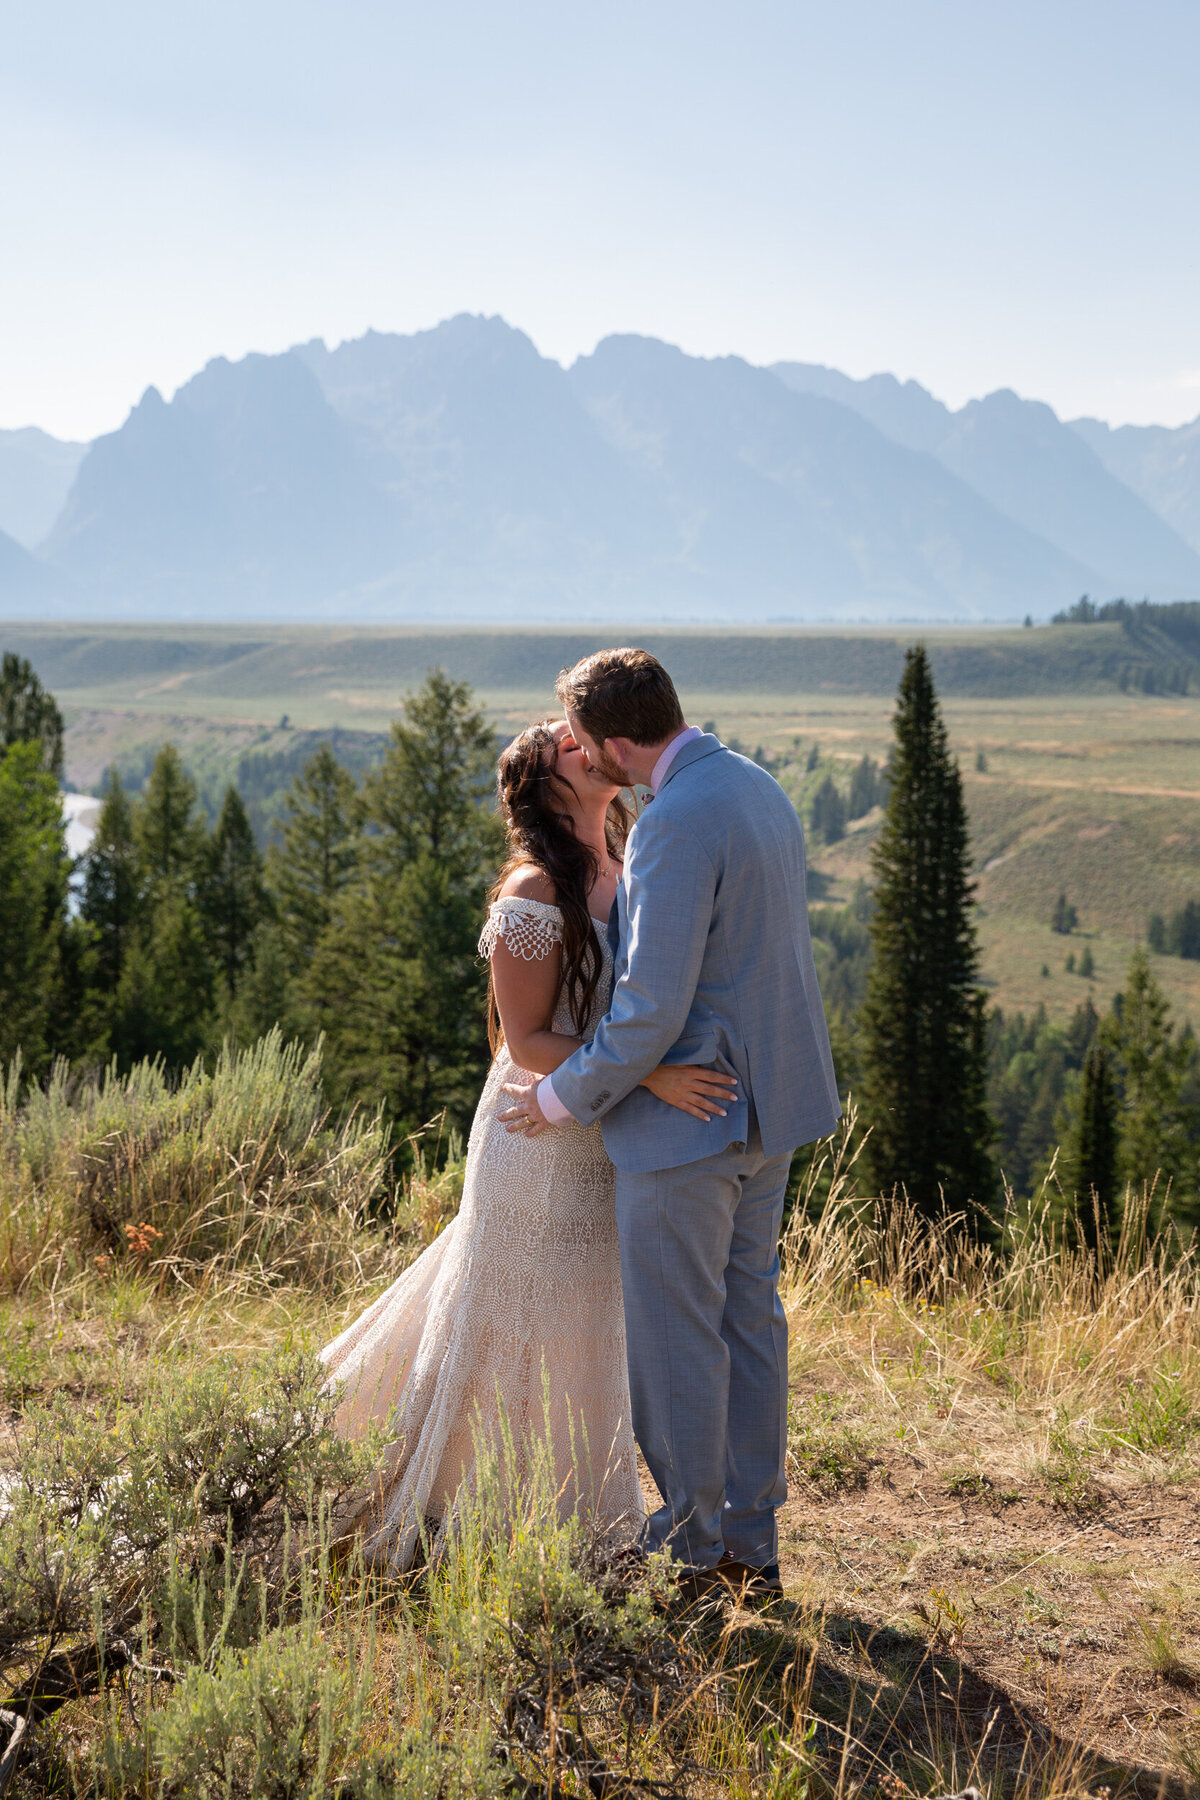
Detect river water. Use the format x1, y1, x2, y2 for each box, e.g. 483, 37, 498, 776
63, 792, 101, 858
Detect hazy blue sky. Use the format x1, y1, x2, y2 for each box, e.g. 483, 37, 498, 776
5, 0, 1199, 440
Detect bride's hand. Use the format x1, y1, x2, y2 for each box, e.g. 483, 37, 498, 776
641, 1064, 738, 1121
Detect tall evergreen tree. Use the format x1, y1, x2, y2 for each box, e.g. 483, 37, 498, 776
359, 669, 499, 873
1, 651, 64, 778
115, 890, 215, 1068
859, 646, 995, 1221
308, 671, 503, 1137
1169, 900, 1200, 960
847, 754, 881, 820
133, 745, 207, 900
201, 785, 270, 995
106, 744, 214, 1068
1070, 1040, 1119, 1253
269, 744, 360, 958
1052, 893, 1078, 935
226, 924, 296, 1046
1104, 946, 1194, 1222
809, 774, 846, 843
0, 741, 71, 1071
80, 770, 141, 996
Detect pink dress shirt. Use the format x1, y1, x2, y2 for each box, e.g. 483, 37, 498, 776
536, 727, 704, 1125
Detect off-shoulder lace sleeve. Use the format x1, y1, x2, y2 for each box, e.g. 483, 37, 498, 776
478, 896, 563, 962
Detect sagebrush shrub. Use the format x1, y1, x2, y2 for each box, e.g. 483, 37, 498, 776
1, 1346, 376, 1674
0, 1031, 396, 1291
101, 1617, 377, 1800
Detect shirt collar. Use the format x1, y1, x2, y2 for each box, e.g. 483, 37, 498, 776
649, 725, 703, 794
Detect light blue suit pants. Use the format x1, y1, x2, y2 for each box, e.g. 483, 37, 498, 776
614, 1113, 792, 1571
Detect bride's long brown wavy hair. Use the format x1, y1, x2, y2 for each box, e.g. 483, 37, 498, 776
487, 720, 632, 1052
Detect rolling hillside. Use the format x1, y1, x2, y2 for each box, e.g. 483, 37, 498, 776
2, 614, 1191, 725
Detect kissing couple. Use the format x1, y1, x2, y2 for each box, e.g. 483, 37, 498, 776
321, 647, 839, 1598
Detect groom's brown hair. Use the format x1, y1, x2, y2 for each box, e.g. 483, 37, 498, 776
556, 647, 684, 747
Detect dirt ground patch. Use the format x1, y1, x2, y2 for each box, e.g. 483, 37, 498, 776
778, 1448, 1200, 1795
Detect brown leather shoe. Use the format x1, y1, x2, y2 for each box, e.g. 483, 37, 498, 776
716, 1554, 784, 1599
672, 1564, 727, 1606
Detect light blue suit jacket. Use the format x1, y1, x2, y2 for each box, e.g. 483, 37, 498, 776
551, 734, 840, 1174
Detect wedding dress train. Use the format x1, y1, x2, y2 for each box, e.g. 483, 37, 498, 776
320, 895, 643, 1568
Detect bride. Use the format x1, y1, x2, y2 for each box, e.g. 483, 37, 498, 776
320, 718, 735, 1568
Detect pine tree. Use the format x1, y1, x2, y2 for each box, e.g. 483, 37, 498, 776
809, 774, 846, 843
1070, 1040, 1119, 1253
0, 741, 71, 1071
201, 785, 270, 995
133, 745, 207, 900
1104, 947, 1192, 1220
308, 671, 503, 1137
1170, 899, 1200, 960
110, 744, 214, 1067
269, 744, 360, 959
859, 646, 995, 1221
1052, 893, 1078, 935
226, 924, 296, 1045
115, 890, 215, 1068
80, 770, 141, 995
358, 670, 499, 875
1, 651, 64, 778
847, 754, 880, 820
1065, 994, 1100, 1061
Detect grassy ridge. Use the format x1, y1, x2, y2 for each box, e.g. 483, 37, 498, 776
0, 617, 1187, 722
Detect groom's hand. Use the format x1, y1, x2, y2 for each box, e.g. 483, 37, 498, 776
499, 1080, 551, 1137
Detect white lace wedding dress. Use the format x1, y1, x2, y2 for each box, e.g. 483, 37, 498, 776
320, 895, 643, 1569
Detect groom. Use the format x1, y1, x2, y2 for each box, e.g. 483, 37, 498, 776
501, 648, 839, 1596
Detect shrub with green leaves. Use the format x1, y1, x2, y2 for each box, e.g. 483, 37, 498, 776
104, 1620, 367, 1800
335, 1720, 509, 1800
421, 1416, 699, 1792
0, 1346, 375, 1692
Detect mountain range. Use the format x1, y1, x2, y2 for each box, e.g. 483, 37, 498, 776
3, 315, 1199, 623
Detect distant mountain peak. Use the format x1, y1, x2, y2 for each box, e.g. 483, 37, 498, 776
774, 359, 1200, 590
6, 319, 1200, 622
0, 426, 88, 548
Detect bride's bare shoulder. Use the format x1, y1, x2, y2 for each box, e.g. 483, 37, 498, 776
496, 862, 557, 906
